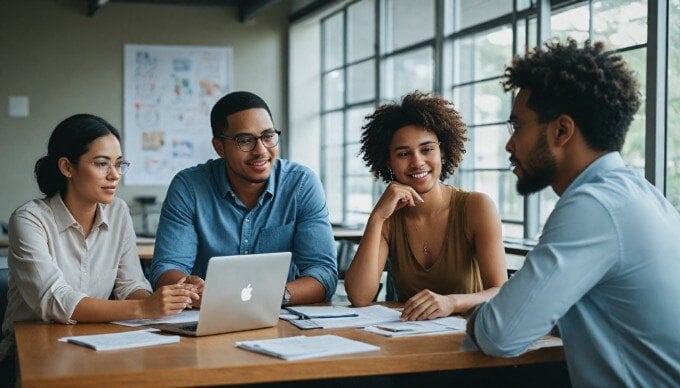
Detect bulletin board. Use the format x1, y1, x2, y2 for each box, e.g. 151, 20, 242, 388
123, 44, 232, 185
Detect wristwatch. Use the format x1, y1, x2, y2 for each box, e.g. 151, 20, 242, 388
282, 286, 292, 306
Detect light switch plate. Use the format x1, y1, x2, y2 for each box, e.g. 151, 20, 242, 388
9, 96, 29, 117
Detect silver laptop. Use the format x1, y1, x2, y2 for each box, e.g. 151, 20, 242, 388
155, 252, 291, 336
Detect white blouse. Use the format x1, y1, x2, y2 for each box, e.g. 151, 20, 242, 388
2, 194, 151, 338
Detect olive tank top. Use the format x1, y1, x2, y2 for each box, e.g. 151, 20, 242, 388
387, 187, 482, 301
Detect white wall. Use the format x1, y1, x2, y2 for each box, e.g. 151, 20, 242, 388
288, 16, 322, 174
0, 0, 288, 228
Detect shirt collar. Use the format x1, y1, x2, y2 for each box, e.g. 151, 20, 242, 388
49, 194, 109, 232
213, 158, 278, 204
561, 152, 625, 198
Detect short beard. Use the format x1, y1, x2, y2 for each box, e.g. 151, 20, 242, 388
516, 130, 557, 195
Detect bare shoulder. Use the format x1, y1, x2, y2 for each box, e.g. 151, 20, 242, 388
465, 191, 499, 215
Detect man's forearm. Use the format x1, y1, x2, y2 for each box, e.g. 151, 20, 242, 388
465, 303, 484, 348
286, 276, 326, 305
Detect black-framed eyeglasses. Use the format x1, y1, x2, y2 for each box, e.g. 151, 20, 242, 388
89, 160, 131, 176
506, 119, 545, 136
217, 129, 281, 152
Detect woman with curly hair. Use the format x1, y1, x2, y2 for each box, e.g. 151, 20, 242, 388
344, 91, 507, 320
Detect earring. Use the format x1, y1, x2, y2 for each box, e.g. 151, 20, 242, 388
388, 168, 395, 181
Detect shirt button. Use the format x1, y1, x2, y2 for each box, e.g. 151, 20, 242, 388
244, 250, 249, 254
245, 239, 248, 243
245, 219, 249, 222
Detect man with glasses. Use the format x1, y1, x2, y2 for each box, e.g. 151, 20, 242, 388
466, 40, 680, 386
150, 91, 337, 306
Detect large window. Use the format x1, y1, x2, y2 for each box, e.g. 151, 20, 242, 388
318, 0, 677, 238
669, 0, 680, 210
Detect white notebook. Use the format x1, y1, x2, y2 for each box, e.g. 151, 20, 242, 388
364, 316, 467, 337
59, 329, 180, 351
236, 334, 379, 361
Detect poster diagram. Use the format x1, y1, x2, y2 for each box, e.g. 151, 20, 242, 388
123, 44, 232, 185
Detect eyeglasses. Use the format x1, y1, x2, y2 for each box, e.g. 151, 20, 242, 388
89, 160, 131, 176
218, 129, 281, 152
506, 119, 545, 136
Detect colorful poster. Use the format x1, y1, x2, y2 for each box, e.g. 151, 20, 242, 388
123, 44, 232, 185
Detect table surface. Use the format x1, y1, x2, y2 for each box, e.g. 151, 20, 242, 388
15, 308, 564, 387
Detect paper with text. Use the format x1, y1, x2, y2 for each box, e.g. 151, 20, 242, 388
236, 335, 379, 360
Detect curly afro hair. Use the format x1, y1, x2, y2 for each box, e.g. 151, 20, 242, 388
503, 39, 640, 152
359, 91, 468, 183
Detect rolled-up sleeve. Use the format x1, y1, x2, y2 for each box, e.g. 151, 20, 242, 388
149, 174, 199, 288
292, 171, 338, 301
468, 193, 619, 356
8, 210, 86, 324
114, 211, 152, 300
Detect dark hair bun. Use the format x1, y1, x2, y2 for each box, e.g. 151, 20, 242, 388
35, 155, 64, 197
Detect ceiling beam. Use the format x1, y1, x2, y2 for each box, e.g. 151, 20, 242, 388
238, 0, 282, 22
88, 0, 109, 17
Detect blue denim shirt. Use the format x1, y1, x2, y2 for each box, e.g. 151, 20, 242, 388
150, 158, 338, 301
469, 153, 680, 386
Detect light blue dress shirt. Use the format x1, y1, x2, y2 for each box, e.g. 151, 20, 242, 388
150, 158, 338, 301
470, 152, 680, 387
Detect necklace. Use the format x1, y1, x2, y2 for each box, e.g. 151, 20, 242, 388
407, 185, 450, 262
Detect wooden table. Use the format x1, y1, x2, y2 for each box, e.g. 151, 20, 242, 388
15, 313, 564, 387
136, 243, 154, 260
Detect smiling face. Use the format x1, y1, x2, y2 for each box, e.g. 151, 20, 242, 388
505, 89, 558, 195
63, 133, 123, 206
388, 125, 442, 194
212, 108, 278, 188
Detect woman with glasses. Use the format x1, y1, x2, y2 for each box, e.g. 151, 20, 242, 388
0, 114, 198, 380
344, 92, 507, 321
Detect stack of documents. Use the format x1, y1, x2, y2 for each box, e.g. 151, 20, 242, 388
236, 334, 379, 360
59, 329, 180, 351
364, 316, 467, 337
284, 306, 359, 319
287, 305, 402, 329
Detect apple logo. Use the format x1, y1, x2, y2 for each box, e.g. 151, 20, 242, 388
241, 283, 253, 302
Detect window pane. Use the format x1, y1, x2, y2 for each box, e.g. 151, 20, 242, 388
381, 46, 434, 100
458, 170, 523, 223
551, 4, 589, 43
323, 146, 344, 223
348, 0, 376, 62
454, 78, 511, 126
347, 143, 367, 175
347, 105, 374, 143
502, 223, 523, 240
347, 211, 371, 226
454, 0, 512, 31
323, 70, 344, 111
348, 60, 375, 104
323, 12, 344, 70
517, 17, 538, 53
619, 48, 646, 170
323, 112, 344, 147
592, 0, 648, 50
454, 25, 513, 84
539, 187, 558, 230
468, 124, 509, 169
383, 0, 435, 52
347, 176, 374, 213
669, 0, 680, 211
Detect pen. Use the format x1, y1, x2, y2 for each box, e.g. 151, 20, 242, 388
376, 325, 415, 332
